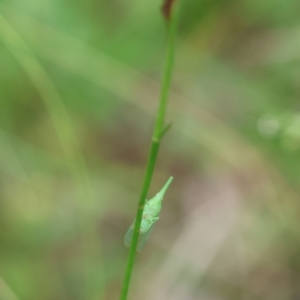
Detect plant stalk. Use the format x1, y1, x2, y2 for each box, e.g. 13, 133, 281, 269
119, 2, 180, 300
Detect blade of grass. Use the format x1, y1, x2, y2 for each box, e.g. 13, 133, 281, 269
119, 2, 180, 300
0, 3, 276, 170
0, 14, 104, 300
0, 277, 21, 300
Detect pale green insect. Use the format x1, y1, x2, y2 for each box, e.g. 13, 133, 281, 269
124, 176, 173, 252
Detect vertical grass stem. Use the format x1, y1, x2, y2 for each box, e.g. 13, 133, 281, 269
119, 2, 180, 300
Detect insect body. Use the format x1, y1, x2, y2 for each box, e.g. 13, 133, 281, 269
124, 176, 173, 252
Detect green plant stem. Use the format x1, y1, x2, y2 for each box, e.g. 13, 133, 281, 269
119, 3, 180, 300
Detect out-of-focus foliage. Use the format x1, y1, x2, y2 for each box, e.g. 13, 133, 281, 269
1, 0, 300, 299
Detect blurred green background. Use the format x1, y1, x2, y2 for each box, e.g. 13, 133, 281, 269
1, 0, 300, 299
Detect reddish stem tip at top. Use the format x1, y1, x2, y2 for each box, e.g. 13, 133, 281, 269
162, 0, 176, 21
